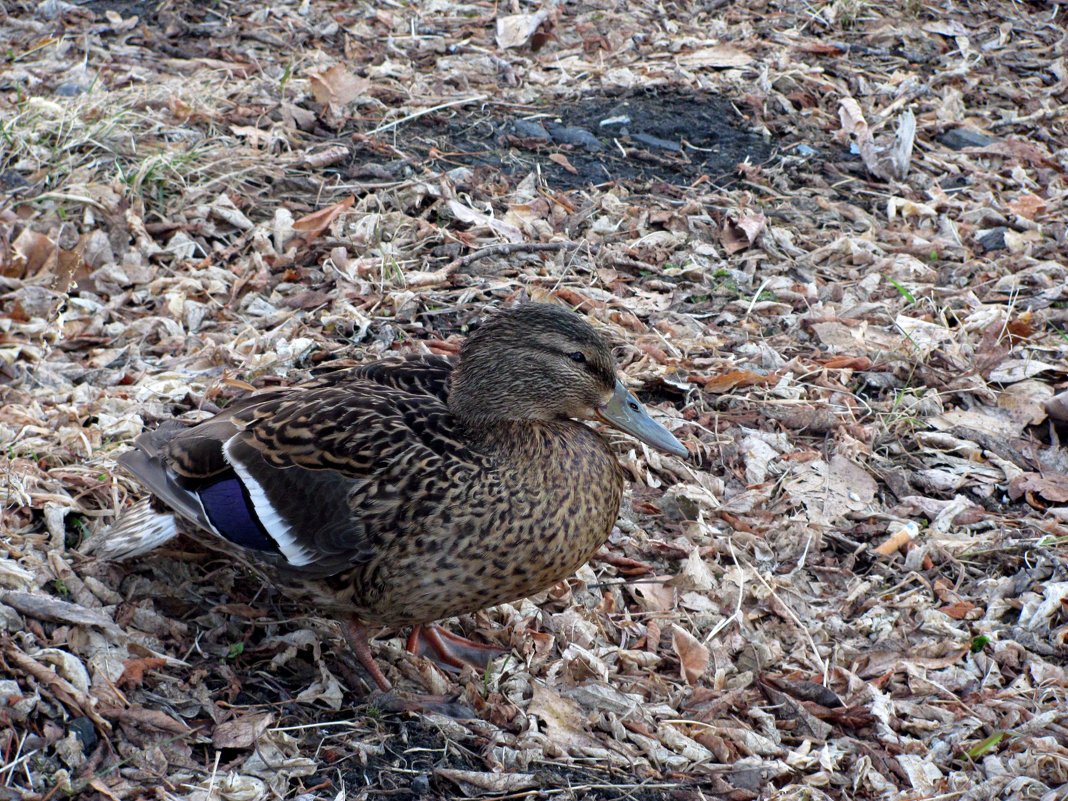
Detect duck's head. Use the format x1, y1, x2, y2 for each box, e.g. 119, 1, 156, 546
450, 303, 687, 457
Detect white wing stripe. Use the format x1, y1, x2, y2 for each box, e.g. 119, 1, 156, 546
222, 437, 315, 567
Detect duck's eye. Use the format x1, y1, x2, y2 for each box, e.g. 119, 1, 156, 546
568, 351, 587, 364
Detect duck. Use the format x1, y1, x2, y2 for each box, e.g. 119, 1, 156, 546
91, 302, 687, 692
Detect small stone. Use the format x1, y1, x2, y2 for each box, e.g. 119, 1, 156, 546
68, 717, 97, 753
976, 227, 1008, 252
411, 774, 431, 794
630, 132, 680, 152
938, 127, 994, 150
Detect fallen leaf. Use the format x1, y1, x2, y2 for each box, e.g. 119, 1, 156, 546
820, 355, 874, 370
436, 769, 539, 795
839, 98, 914, 180
1007, 193, 1047, 220
529, 683, 600, 751
118, 657, 168, 688
213, 712, 274, 749
1008, 472, 1068, 504
677, 45, 753, 69
6, 229, 56, 279
671, 624, 709, 685
690, 369, 776, 393
987, 358, 1062, 383
976, 139, 1059, 169
308, 64, 370, 107
496, 11, 550, 49
720, 212, 766, 254
292, 196, 355, 239
940, 600, 980, 620
997, 379, 1052, 427
447, 199, 525, 242
666, 549, 716, 591
0, 591, 122, 635
627, 580, 675, 613
548, 152, 578, 174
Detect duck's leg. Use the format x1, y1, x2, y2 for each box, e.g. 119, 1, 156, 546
342, 618, 392, 692
406, 624, 507, 672
343, 619, 476, 718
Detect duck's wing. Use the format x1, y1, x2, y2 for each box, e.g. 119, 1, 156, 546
308, 353, 453, 402
161, 354, 455, 480
99, 356, 476, 575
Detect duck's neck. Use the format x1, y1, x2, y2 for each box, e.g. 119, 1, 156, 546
448, 360, 560, 430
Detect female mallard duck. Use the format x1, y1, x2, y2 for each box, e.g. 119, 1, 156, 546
95, 303, 686, 691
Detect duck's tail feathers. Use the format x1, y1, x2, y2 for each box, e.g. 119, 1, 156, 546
81, 498, 179, 560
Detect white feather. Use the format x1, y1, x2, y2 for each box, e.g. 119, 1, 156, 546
83, 498, 178, 560
223, 436, 315, 566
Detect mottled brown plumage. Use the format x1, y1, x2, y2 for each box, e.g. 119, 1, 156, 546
94, 303, 686, 691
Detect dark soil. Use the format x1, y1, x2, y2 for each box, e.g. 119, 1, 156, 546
362, 88, 777, 191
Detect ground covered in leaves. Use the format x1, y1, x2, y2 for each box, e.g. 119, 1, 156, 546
2, 0, 1067, 799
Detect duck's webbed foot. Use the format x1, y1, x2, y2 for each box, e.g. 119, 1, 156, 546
342, 617, 393, 692
406, 624, 508, 672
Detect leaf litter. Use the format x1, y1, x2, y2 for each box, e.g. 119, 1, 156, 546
1, 0, 1067, 799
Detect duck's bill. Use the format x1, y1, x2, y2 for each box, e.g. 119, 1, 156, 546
595, 380, 688, 457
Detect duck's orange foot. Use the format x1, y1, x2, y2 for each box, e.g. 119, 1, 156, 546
343, 618, 394, 692
406, 624, 508, 673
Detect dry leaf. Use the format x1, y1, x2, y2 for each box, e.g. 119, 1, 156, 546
292, 196, 355, 239
548, 152, 578, 174
628, 580, 675, 613
997, 380, 1052, 427
666, 549, 716, 591
0, 591, 122, 635
529, 684, 601, 751
7, 229, 57, 279
212, 712, 274, 749
784, 455, 877, 525
117, 657, 168, 688
820, 356, 874, 370
677, 45, 753, 69
1008, 472, 1068, 504
720, 212, 766, 254
436, 769, 539, 795
940, 600, 981, 620
671, 624, 709, 685
1007, 193, 1047, 220
987, 358, 1062, 383
496, 11, 550, 49
839, 98, 915, 180
308, 65, 370, 107
447, 199, 524, 242
690, 369, 776, 393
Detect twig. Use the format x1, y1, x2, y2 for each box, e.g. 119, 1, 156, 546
367, 94, 489, 136
2, 643, 111, 732
407, 242, 587, 288
704, 539, 745, 644
450, 241, 585, 271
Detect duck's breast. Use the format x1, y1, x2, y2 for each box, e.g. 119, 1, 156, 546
351, 423, 624, 626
